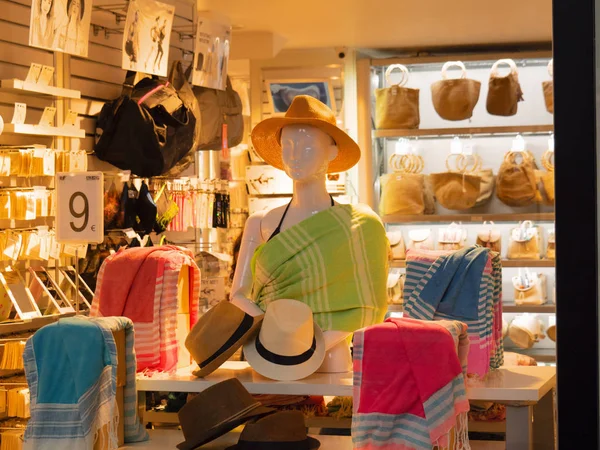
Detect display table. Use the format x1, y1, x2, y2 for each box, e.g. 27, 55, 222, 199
136, 363, 556, 450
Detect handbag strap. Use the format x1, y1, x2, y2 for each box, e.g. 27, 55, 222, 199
385, 64, 409, 87
491, 58, 518, 77
542, 150, 555, 172
548, 59, 553, 77
122, 71, 137, 97
441, 61, 467, 80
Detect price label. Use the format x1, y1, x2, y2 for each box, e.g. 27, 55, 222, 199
56, 172, 103, 244
25, 63, 42, 84
64, 110, 78, 127
11, 103, 27, 125
38, 106, 56, 127
37, 66, 55, 86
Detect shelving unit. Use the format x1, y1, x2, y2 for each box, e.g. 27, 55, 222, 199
374, 124, 554, 139
518, 348, 556, 363
390, 259, 555, 269
382, 213, 555, 224
503, 303, 556, 313
2, 124, 85, 139
0, 79, 81, 99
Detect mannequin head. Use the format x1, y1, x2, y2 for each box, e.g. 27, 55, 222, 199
280, 124, 339, 181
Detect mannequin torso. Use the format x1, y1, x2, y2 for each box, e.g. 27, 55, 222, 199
231, 125, 352, 360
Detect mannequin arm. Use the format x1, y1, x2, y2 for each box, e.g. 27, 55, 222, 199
230, 213, 265, 317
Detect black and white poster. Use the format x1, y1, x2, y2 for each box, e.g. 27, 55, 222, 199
192, 18, 231, 90
29, 0, 92, 57
122, 0, 174, 76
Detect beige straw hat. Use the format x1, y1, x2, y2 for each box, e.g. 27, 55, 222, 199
244, 299, 325, 381
250, 95, 361, 174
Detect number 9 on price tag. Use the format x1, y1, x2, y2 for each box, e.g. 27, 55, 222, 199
56, 172, 103, 243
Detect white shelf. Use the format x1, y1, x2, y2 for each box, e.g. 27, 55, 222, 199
0, 79, 81, 99
390, 259, 555, 269
2, 123, 85, 138
373, 124, 554, 139
136, 362, 555, 403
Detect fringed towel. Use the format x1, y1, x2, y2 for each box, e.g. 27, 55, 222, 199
251, 204, 389, 332
23, 316, 148, 450
352, 317, 470, 450
403, 247, 503, 376
91, 245, 201, 372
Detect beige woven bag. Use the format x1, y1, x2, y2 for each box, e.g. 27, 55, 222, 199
431, 61, 481, 121
387, 231, 406, 260
476, 221, 502, 254
379, 153, 429, 216
513, 270, 548, 306
430, 153, 481, 211
375, 64, 420, 129
496, 151, 538, 207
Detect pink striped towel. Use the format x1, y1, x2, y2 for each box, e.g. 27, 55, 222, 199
352, 317, 470, 450
91, 246, 201, 372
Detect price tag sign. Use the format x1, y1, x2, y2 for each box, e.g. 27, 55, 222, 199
37, 66, 55, 86
64, 110, 78, 127
11, 103, 26, 125
56, 172, 103, 244
38, 106, 56, 127
24, 63, 42, 84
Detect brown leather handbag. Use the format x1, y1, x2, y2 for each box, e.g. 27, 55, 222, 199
486, 59, 524, 117
542, 59, 554, 114
431, 61, 481, 121
375, 65, 420, 129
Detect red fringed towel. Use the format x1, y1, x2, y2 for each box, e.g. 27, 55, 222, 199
352, 317, 470, 450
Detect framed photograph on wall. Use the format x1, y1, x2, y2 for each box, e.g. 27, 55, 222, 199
266, 79, 336, 115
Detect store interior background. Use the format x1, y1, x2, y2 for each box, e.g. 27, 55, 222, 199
1, 0, 576, 446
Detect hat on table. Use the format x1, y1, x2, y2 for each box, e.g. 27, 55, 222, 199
176, 378, 274, 450
250, 95, 361, 174
244, 299, 325, 381
226, 410, 320, 450
186, 300, 263, 378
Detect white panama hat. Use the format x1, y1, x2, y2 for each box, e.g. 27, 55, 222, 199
244, 299, 326, 381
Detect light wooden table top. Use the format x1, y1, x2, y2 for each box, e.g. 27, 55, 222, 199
137, 362, 555, 403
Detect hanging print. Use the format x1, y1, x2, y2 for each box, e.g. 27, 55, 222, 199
29, 0, 92, 57
192, 18, 231, 90
122, 0, 174, 76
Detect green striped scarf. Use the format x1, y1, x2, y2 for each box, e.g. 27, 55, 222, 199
251, 204, 389, 332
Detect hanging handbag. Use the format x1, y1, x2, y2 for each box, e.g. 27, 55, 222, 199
387, 271, 405, 306
507, 220, 542, 260
486, 59, 524, 117
513, 270, 547, 306
546, 228, 555, 260
379, 153, 429, 216
387, 231, 406, 260
542, 59, 554, 114
537, 150, 555, 204
508, 314, 545, 349
429, 154, 481, 210
475, 168, 495, 206
431, 61, 481, 121
407, 229, 434, 251
192, 72, 244, 150
496, 150, 538, 207
476, 221, 502, 254
437, 223, 467, 251
375, 64, 420, 129
95, 61, 200, 177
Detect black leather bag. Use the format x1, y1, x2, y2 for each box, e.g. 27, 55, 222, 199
94, 61, 199, 177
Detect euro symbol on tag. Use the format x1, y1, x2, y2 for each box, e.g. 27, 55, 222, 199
91, 225, 96, 232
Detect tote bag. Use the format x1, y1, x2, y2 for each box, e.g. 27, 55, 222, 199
375, 64, 420, 129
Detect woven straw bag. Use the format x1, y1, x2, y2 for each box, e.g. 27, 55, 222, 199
486, 59, 524, 116
407, 228, 434, 251
431, 61, 481, 121
496, 151, 538, 207
507, 220, 542, 260
387, 271, 405, 306
537, 150, 555, 204
546, 228, 555, 260
430, 154, 481, 210
379, 153, 429, 216
437, 223, 467, 251
542, 59, 554, 114
375, 65, 420, 129
508, 315, 545, 349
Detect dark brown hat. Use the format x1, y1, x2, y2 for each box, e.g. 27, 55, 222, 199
176, 378, 274, 450
226, 411, 320, 450
185, 300, 263, 378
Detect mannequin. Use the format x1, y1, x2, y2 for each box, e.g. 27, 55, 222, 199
231, 125, 351, 370
231, 95, 388, 374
